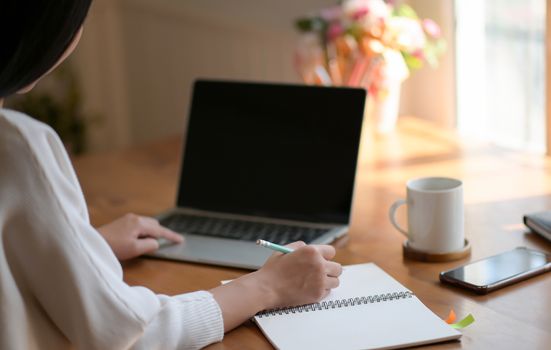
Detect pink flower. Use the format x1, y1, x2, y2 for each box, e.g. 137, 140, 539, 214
327, 22, 345, 41
411, 49, 425, 60
352, 8, 370, 20
343, 0, 390, 32
422, 18, 441, 38
384, 17, 426, 51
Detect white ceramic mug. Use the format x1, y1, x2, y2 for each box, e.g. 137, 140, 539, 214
389, 177, 464, 253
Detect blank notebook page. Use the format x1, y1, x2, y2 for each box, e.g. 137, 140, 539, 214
254, 263, 461, 350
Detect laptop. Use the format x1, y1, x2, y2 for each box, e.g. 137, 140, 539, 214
151, 80, 366, 269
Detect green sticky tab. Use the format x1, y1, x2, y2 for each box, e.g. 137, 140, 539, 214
450, 314, 475, 329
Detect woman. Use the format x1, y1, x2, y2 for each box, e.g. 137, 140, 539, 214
0, 1, 342, 349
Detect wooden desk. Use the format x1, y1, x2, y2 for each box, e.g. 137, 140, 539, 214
73, 117, 551, 349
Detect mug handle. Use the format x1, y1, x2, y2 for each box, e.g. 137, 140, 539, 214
389, 199, 408, 236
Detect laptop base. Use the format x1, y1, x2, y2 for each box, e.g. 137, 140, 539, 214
150, 234, 273, 270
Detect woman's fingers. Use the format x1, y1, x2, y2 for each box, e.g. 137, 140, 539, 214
324, 276, 340, 290
285, 241, 307, 250
155, 226, 184, 243
134, 237, 160, 255
313, 244, 336, 260
325, 261, 343, 277
137, 216, 184, 243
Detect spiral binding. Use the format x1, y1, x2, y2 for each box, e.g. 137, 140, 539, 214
256, 291, 414, 318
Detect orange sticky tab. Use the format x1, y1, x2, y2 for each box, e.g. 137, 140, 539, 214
445, 309, 456, 324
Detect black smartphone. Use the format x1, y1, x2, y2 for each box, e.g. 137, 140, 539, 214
439, 247, 551, 294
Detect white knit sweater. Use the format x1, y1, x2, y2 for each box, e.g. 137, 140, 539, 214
0, 109, 224, 349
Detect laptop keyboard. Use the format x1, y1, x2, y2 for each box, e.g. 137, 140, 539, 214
160, 214, 330, 245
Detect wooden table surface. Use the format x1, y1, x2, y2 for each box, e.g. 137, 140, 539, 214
73, 117, 551, 349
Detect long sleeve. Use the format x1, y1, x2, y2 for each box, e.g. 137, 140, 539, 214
0, 110, 224, 349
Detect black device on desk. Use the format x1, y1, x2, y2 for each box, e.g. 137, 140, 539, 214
439, 247, 551, 294
524, 211, 551, 242
151, 80, 366, 269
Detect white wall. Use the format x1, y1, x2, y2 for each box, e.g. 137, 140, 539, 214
74, 0, 455, 152
75, 0, 336, 151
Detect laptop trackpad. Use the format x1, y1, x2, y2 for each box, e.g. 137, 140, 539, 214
152, 234, 272, 270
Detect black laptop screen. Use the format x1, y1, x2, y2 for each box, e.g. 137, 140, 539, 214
177, 80, 366, 224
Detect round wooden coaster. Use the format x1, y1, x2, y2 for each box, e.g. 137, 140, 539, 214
402, 239, 471, 262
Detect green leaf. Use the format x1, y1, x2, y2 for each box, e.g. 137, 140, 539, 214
295, 17, 314, 32
346, 22, 364, 40
393, 4, 419, 19
434, 38, 447, 55
402, 51, 423, 71
422, 39, 447, 67
425, 51, 439, 67
295, 17, 327, 32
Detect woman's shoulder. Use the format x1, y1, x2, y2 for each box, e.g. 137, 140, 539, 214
0, 108, 68, 178
0, 108, 56, 138
0, 108, 64, 158
0, 107, 88, 217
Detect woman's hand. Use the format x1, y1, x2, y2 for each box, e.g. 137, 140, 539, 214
210, 241, 342, 332
97, 213, 183, 260
255, 241, 342, 309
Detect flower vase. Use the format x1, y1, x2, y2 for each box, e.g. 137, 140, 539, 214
364, 49, 408, 134
365, 72, 402, 134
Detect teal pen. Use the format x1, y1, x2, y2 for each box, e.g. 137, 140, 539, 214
256, 239, 294, 254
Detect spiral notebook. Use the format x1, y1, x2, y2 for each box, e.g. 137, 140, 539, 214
253, 263, 461, 350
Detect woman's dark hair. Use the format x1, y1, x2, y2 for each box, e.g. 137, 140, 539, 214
0, 0, 92, 98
